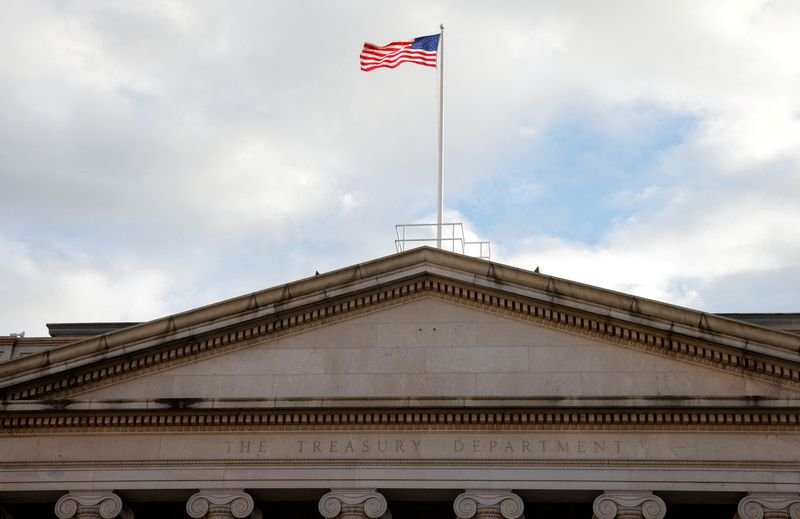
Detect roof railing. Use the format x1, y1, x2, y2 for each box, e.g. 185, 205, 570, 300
395, 223, 491, 260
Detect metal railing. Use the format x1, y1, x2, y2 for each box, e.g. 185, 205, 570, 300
395, 223, 491, 260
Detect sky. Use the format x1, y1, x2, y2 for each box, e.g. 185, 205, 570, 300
2, 1, 800, 337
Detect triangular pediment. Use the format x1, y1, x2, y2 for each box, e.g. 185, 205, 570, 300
75, 297, 799, 402
1, 247, 799, 406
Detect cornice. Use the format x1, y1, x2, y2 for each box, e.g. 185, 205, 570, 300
2, 273, 799, 402
5, 396, 799, 412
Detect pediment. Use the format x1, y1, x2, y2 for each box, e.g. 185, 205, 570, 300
75, 297, 799, 402
1, 247, 799, 407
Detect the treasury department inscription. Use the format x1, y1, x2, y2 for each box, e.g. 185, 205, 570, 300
222, 434, 628, 460
0, 433, 797, 464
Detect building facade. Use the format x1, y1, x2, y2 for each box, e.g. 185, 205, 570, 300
0, 248, 798, 518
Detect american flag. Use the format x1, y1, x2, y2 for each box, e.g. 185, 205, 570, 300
360, 34, 440, 72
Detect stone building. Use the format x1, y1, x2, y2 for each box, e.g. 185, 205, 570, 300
0, 247, 798, 518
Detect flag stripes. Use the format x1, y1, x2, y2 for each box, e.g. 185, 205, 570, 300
360, 36, 439, 71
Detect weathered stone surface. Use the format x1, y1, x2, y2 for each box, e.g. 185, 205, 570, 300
78, 299, 800, 401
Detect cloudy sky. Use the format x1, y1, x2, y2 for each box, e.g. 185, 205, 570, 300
2, 1, 799, 336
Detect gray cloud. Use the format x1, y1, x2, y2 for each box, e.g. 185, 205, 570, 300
2, 1, 799, 335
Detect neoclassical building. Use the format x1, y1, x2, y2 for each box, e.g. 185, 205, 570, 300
0, 247, 798, 518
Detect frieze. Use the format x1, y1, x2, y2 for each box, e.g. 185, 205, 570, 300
4, 432, 796, 465
289, 437, 622, 457
223, 435, 627, 459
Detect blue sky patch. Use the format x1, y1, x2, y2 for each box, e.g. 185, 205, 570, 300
457, 106, 696, 245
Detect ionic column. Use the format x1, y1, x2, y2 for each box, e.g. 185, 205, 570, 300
186, 490, 260, 519
736, 493, 800, 519
54, 492, 131, 519
453, 491, 525, 519
592, 492, 666, 519
318, 489, 390, 519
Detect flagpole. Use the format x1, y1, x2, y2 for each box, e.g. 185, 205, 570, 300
436, 24, 444, 250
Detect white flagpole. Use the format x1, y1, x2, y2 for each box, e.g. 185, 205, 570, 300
436, 24, 445, 250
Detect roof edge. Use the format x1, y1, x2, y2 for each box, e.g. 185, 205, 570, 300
1, 247, 798, 384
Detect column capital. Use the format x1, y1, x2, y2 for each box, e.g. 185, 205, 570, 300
593, 492, 666, 519
318, 489, 388, 519
737, 494, 800, 519
55, 491, 124, 519
453, 490, 524, 519
186, 490, 256, 519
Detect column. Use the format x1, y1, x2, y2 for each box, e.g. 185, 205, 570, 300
54, 492, 131, 519
318, 489, 390, 519
592, 492, 666, 519
736, 494, 800, 519
186, 490, 260, 519
453, 491, 525, 519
